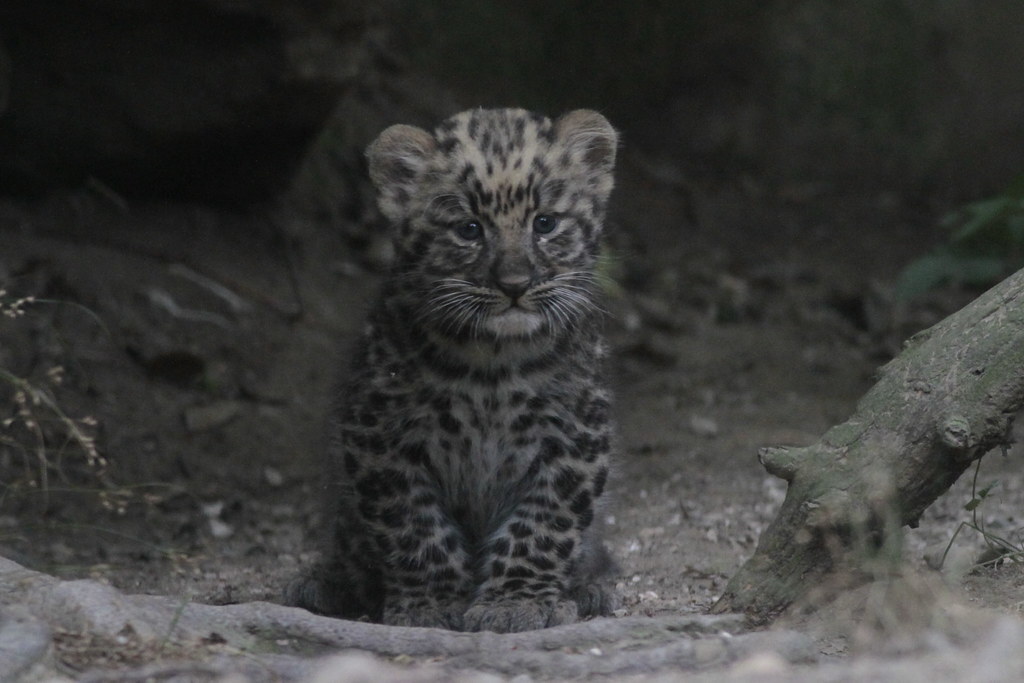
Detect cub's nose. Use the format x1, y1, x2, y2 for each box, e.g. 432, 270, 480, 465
496, 275, 531, 300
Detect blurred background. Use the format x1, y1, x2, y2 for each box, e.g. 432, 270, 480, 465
4, 1, 1023, 202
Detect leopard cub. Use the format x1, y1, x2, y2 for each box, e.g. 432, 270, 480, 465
287, 107, 619, 633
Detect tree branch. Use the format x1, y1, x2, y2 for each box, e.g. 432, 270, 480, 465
713, 267, 1024, 621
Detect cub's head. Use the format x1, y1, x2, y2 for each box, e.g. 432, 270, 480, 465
367, 107, 617, 340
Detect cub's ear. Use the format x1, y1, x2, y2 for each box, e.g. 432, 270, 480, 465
554, 109, 618, 177
366, 124, 436, 223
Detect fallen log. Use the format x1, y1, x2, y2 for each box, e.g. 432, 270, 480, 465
713, 267, 1024, 622
0, 556, 814, 680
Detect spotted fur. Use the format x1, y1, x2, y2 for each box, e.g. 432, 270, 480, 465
287, 108, 619, 633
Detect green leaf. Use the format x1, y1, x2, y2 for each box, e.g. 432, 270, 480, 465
1003, 173, 1024, 199
965, 482, 998, 511
947, 254, 1011, 286
898, 174, 1024, 299
951, 197, 1014, 243
894, 251, 957, 300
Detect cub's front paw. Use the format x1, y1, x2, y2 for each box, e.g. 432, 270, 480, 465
570, 582, 620, 617
284, 572, 350, 617
463, 598, 578, 633
383, 600, 465, 630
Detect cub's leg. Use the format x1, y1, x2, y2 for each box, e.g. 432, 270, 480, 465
463, 438, 611, 633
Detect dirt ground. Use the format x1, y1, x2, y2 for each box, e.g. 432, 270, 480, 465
2, 141, 1023, 678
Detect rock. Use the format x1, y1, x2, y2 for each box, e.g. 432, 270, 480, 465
264, 466, 285, 487
690, 414, 720, 438
184, 400, 243, 432
0, 0, 370, 204
0, 607, 54, 682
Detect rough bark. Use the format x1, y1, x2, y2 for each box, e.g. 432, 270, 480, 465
713, 267, 1024, 622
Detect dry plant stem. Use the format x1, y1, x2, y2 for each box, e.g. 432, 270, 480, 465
713, 267, 1024, 622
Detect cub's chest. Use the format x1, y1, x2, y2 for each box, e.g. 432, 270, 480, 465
400, 383, 569, 490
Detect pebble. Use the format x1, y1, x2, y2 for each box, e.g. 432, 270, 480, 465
730, 651, 791, 676
264, 467, 284, 487
183, 401, 242, 432
689, 414, 719, 438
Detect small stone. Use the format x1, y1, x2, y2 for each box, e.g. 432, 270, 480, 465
209, 518, 234, 539
689, 415, 719, 438
270, 504, 296, 520
49, 541, 75, 564
627, 335, 680, 365
183, 401, 242, 432
264, 467, 284, 487
634, 294, 688, 332
730, 651, 790, 676
332, 260, 365, 278
692, 638, 727, 666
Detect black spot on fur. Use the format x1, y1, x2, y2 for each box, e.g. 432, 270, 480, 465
379, 503, 408, 528
510, 413, 535, 432
438, 136, 458, 154
538, 436, 564, 463
357, 469, 405, 499
411, 490, 437, 507
553, 467, 584, 499
555, 538, 575, 559
551, 516, 573, 532
400, 441, 429, 467
432, 566, 459, 582
358, 499, 377, 520
507, 565, 536, 578
438, 412, 461, 435
527, 555, 556, 571
509, 521, 532, 538
424, 544, 447, 565
526, 395, 547, 411
367, 434, 387, 455
570, 490, 592, 516
396, 534, 420, 553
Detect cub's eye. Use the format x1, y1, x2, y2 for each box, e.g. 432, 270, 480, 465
454, 221, 483, 240
533, 214, 558, 234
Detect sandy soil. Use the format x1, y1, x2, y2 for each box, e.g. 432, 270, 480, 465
2, 145, 1023, 677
